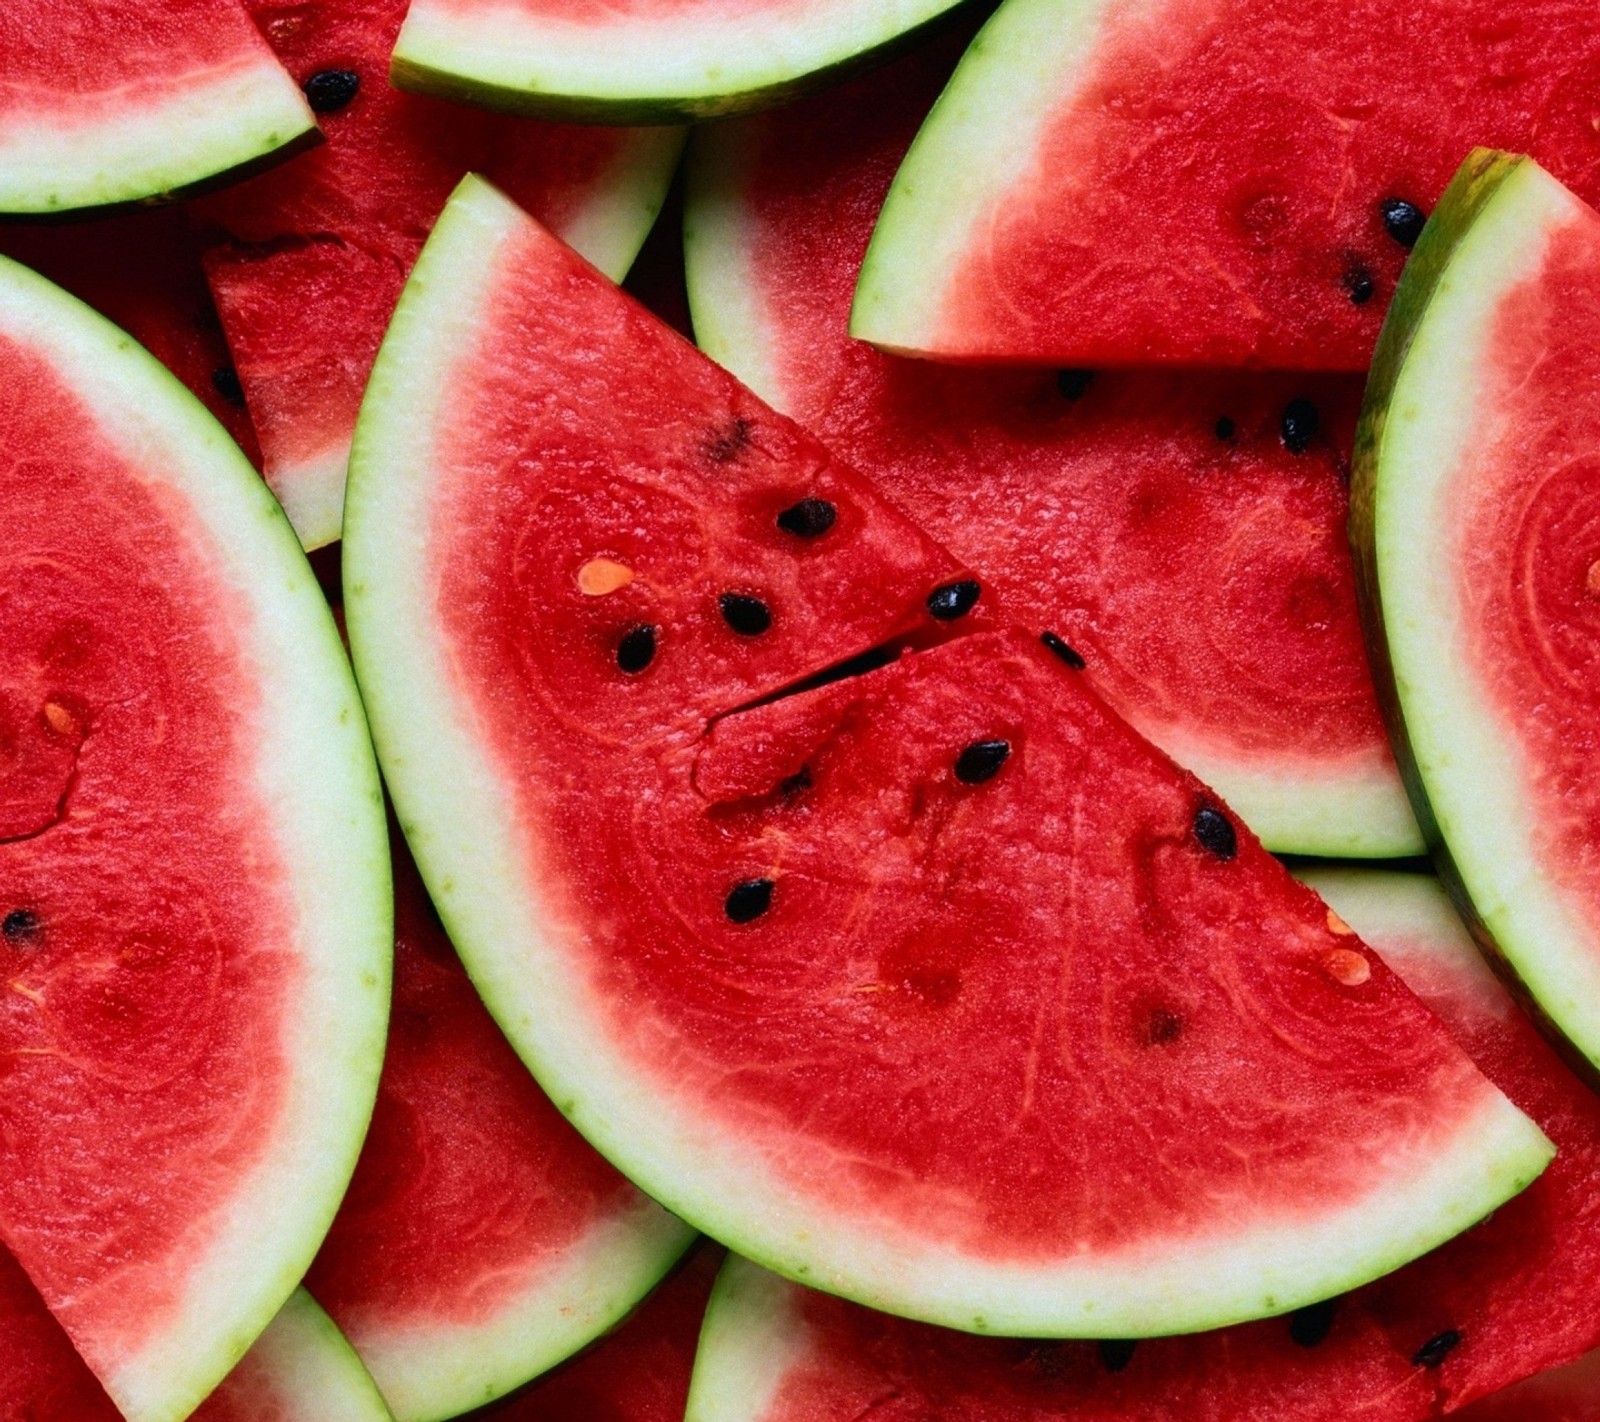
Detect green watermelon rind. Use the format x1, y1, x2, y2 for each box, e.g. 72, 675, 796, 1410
389, 0, 978, 123
346, 1199, 695, 1422
348, 174, 1552, 1342
849, 0, 1114, 355
684, 1256, 809, 1422
258, 126, 686, 556
1349, 149, 1600, 1073
0, 254, 392, 1422
244, 1291, 395, 1422
0, 64, 319, 219
683, 124, 1424, 860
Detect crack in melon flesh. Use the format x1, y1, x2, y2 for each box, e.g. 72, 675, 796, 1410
390, 0, 979, 123
0, 256, 390, 1422
0, 0, 318, 216
685, 870, 1600, 1422
850, 0, 1600, 368
684, 35, 1420, 858
1352, 151, 1600, 1074
344, 175, 1549, 1340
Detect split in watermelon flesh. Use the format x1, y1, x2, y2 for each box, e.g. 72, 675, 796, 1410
686, 35, 1419, 858
0, 0, 316, 216
390, 0, 979, 123
0, 254, 390, 1421
685, 870, 1600, 1422
0, 1246, 393, 1422
306, 828, 694, 1422
195, 0, 685, 549
343, 175, 1548, 1340
1352, 151, 1600, 1073
851, 0, 1600, 368
1454, 1347, 1600, 1422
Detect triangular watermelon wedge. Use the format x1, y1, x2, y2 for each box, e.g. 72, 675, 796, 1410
685, 871, 1600, 1422
0, 1, 317, 216
850, 0, 1600, 368
0, 257, 389, 1420
343, 177, 1549, 1340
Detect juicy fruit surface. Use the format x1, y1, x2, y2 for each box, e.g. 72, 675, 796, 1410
307, 835, 691, 1420
0, 1244, 119, 1421
1455, 1347, 1600, 1421
688, 40, 1416, 855
198, 0, 678, 547
855, 0, 1600, 366
689, 872, 1600, 1422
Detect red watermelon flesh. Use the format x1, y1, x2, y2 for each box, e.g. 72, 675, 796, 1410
687, 40, 1415, 857
686, 872, 1600, 1422
850, 0, 1600, 368
1455, 1348, 1600, 1421
306, 831, 692, 1421
0, 1244, 119, 1422
476, 1244, 722, 1422
196, 0, 680, 549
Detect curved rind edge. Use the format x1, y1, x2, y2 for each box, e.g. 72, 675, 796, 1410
685, 1257, 809, 1422
247, 1291, 395, 1422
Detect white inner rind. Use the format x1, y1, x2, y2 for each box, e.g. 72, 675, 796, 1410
242, 1291, 394, 1422
686, 1257, 809, 1422
394, 0, 966, 110
0, 59, 314, 214
1371, 160, 1600, 1070
0, 256, 391, 1422
348, 1198, 693, 1422
346, 174, 1550, 1341
851, 0, 1129, 354
685, 123, 1422, 859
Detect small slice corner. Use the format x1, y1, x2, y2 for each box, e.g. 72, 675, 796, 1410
1351, 148, 1600, 1071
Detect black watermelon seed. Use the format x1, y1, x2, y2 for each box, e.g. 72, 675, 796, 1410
1290, 1299, 1338, 1348
1040, 631, 1086, 669
778, 765, 813, 797
1098, 1340, 1137, 1373
1343, 265, 1375, 305
303, 68, 361, 114
707, 416, 754, 463
211, 366, 245, 406
616, 624, 657, 674
1380, 198, 1427, 249
1193, 806, 1237, 860
955, 739, 1011, 784
725, 878, 775, 923
1056, 369, 1095, 401
720, 593, 772, 636
1280, 398, 1320, 454
776, 498, 837, 538
927, 580, 981, 620
1412, 1330, 1461, 1369
1214, 416, 1236, 441
1145, 1007, 1183, 1046
2, 909, 39, 943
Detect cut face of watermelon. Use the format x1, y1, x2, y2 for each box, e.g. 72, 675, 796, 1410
0, 0, 316, 216
344, 177, 1548, 1339
391, 0, 977, 122
196, 0, 684, 550
685, 39, 1420, 858
1454, 1349, 1600, 1422
0, 257, 390, 1421
850, 0, 1600, 368
1352, 152, 1600, 1072
686, 870, 1600, 1422
306, 833, 694, 1422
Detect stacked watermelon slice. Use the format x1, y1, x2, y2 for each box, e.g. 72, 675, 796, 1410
4, 1, 1600, 1420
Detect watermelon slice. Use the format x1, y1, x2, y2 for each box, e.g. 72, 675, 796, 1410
685, 37, 1419, 857
0, 257, 390, 1419
1351, 151, 1600, 1072
2, 1245, 393, 1422
0, 0, 317, 216
343, 176, 1548, 1339
390, 0, 976, 122
484, 1244, 721, 1422
850, 0, 1600, 368
305, 832, 694, 1422
685, 870, 1600, 1422
195, 0, 684, 550
1455, 1349, 1600, 1422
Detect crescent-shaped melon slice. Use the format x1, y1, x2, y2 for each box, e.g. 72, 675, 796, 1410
0, 256, 389, 1422
343, 176, 1547, 1339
